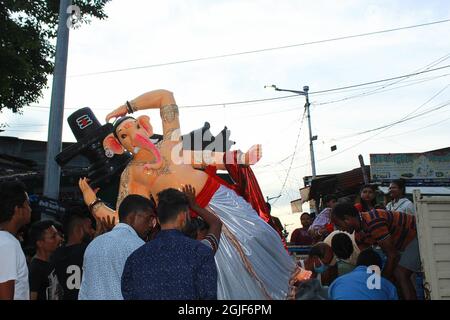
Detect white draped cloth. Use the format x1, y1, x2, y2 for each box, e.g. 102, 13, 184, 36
207, 185, 298, 300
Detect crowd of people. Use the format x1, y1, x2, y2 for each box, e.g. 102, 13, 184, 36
290, 178, 421, 300
1, 177, 421, 300
0, 180, 223, 300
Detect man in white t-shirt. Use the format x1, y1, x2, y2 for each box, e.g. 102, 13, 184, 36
0, 181, 32, 300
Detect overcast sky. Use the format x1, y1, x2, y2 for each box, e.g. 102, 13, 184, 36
2, 0, 450, 233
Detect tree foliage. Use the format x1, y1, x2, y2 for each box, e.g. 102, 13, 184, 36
0, 0, 110, 113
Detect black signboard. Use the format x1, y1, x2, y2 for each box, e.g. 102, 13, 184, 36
29, 194, 67, 222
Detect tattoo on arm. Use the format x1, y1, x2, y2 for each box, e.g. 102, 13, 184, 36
163, 127, 181, 141
160, 104, 179, 123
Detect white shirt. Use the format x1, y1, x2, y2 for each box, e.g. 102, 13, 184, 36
78, 223, 144, 300
386, 198, 416, 215
0, 231, 30, 300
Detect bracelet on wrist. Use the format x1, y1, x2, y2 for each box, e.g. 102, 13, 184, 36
88, 198, 103, 213
126, 101, 134, 114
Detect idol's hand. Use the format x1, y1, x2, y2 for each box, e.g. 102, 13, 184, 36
242, 144, 262, 165
106, 104, 128, 123
78, 177, 99, 206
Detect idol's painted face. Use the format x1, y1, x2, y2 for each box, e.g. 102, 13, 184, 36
115, 119, 161, 160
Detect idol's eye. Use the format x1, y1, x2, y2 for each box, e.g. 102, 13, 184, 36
137, 123, 140, 129
121, 134, 127, 139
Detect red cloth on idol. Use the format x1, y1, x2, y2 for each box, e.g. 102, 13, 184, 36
190, 175, 221, 218
191, 150, 288, 251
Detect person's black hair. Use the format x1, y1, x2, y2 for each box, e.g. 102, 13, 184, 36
265, 202, 271, 214
0, 180, 28, 223
118, 194, 155, 222
356, 248, 382, 269
323, 194, 338, 205
331, 232, 354, 260
62, 205, 91, 237
300, 212, 310, 219
183, 218, 200, 239
359, 184, 378, 211
53, 221, 64, 238
156, 188, 189, 225
390, 179, 406, 197
332, 202, 359, 220
308, 242, 329, 259
29, 220, 56, 247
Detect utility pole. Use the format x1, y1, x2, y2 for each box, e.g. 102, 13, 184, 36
358, 154, 369, 184
265, 84, 317, 179
43, 0, 72, 200
303, 86, 317, 178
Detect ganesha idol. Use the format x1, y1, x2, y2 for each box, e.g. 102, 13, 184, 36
78, 89, 302, 300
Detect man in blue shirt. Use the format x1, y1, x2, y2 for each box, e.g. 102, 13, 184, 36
329, 248, 398, 300
121, 186, 220, 300
79, 195, 157, 300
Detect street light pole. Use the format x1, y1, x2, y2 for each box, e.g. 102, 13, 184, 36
303, 86, 317, 178
266, 194, 281, 203
265, 84, 317, 179
43, 0, 72, 200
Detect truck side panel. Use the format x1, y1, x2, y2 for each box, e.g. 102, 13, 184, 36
414, 190, 450, 300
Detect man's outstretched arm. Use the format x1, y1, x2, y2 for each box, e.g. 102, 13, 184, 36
183, 185, 222, 245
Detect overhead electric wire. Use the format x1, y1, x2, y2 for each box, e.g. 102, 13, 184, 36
256, 97, 450, 175
311, 64, 450, 101
22, 66, 450, 115
290, 100, 450, 169
271, 109, 307, 205
20, 63, 450, 115
70, 18, 450, 77
315, 53, 450, 98
312, 53, 450, 106
310, 53, 450, 104
309, 72, 450, 98
378, 114, 450, 139
324, 84, 450, 141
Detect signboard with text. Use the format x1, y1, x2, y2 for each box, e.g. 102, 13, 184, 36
29, 195, 67, 221
370, 147, 450, 185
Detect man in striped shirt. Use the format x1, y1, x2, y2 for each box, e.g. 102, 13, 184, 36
331, 202, 421, 300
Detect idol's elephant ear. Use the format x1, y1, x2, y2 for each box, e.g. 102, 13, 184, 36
103, 133, 125, 155
137, 115, 154, 136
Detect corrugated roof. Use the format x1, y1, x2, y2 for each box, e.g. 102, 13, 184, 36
308, 165, 370, 200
